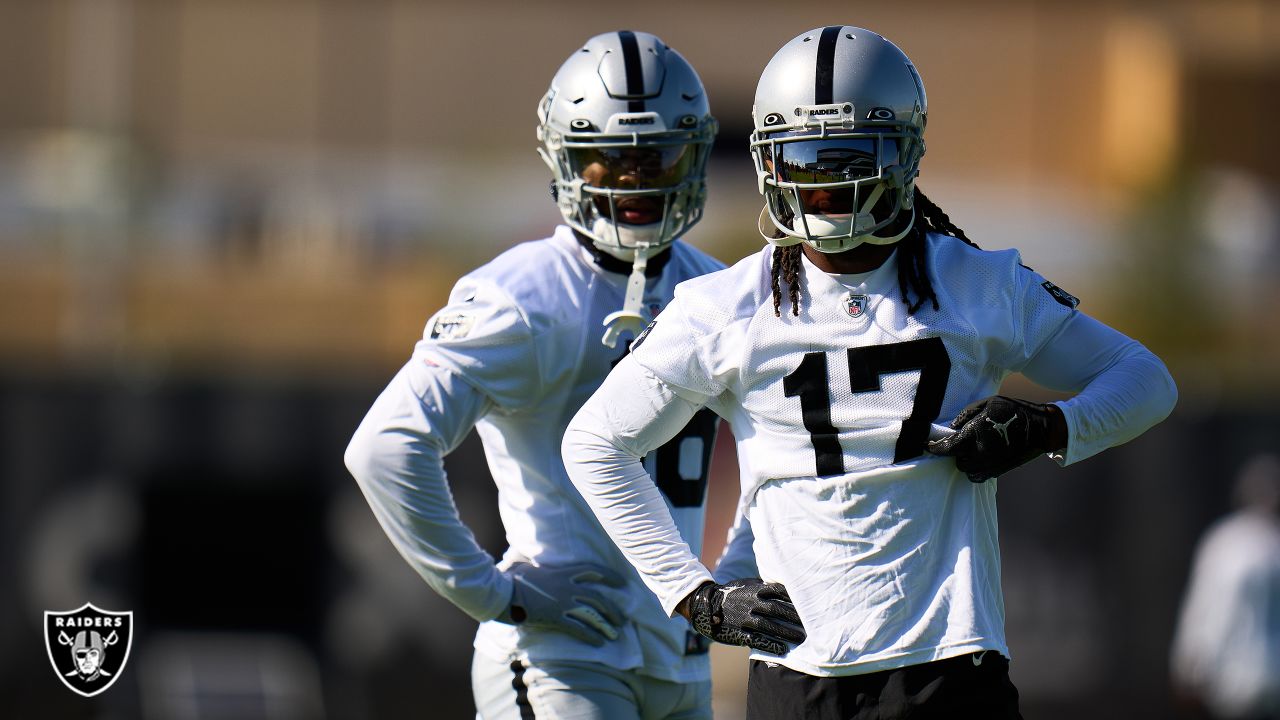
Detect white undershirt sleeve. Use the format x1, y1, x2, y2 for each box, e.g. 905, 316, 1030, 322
343, 356, 513, 622
712, 496, 760, 583
562, 355, 717, 617
1020, 312, 1178, 466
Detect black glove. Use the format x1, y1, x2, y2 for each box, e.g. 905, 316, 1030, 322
686, 578, 806, 655
926, 395, 1060, 483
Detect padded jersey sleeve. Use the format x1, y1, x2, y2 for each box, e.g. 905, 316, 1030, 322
998, 262, 1081, 373
341, 273, 546, 622
417, 276, 542, 412
344, 357, 513, 622
995, 256, 1178, 466
1021, 311, 1178, 466
628, 292, 726, 401
562, 356, 717, 617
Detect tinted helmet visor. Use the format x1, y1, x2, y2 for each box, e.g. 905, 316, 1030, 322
568, 145, 696, 191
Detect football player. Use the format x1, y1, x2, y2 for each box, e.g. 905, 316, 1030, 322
563, 26, 1178, 719
1171, 453, 1280, 720
344, 31, 759, 720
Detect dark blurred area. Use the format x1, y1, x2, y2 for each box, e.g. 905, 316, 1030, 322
2, 1, 1278, 718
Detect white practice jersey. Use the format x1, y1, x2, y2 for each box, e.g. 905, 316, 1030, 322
564, 233, 1177, 677
345, 226, 735, 683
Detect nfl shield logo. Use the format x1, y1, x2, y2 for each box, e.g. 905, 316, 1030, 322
844, 293, 869, 318
45, 603, 133, 697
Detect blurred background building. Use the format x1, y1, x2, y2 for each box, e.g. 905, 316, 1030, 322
0, 1, 1277, 718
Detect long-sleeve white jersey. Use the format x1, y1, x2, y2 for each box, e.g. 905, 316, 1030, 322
344, 225, 738, 683
563, 234, 1178, 677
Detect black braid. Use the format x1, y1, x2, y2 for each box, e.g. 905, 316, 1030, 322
895, 233, 930, 314
770, 245, 804, 317
767, 186, 979, 317
914, 187, 976, 246
895, 187, 981, 314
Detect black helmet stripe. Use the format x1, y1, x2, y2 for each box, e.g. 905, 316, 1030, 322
617, 30, 646, 112
814, 26, 842, 105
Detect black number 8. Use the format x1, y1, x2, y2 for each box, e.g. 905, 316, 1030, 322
643, 409, 718, 508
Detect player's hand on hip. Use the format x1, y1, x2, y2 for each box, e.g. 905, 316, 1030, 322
685, 578, 806, 655
497, 562, 626, 646
926, 395, 1064, 483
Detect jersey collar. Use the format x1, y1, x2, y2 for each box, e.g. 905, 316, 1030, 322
802, 245, 900, 297
571, 229, 672, 278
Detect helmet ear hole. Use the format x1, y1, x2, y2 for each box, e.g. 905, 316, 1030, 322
569, 119, 593, 131
678, 114, 698, 128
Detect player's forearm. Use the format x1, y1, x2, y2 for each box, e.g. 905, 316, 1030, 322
561, 364, 718, 615
563, 421, 714, 616
345, 368, 512, 622
712, 499, 760, 583
346, 428, 513, 622
1050, 343, 1177, 465
563, 358, 718, 614
1021, 313, 1176, 465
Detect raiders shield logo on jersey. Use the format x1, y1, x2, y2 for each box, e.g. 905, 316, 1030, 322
1041, 280, 1080, 309
45, 603, 133, 697
843, 293, 869, 319
428, 312, 475, 340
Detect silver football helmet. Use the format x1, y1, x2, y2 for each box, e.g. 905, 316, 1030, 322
751, 26, 927, 253
537, 31, 717, 346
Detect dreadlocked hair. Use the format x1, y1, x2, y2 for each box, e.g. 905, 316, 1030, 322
768, 186, 981, 317
770, 243, 804, 317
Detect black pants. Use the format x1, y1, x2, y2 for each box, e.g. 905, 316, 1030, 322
745, 652, 1024, 720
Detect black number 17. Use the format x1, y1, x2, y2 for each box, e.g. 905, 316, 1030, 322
782, 337, 951, 476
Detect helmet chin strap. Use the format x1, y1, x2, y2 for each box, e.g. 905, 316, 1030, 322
591, 215, 667, 348
601, 244, 652, 348
858, 206, 915, 246
855, 171, 915, 247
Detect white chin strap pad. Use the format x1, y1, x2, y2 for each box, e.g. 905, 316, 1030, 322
590, 217, 664, 261
804, 205, 915, 253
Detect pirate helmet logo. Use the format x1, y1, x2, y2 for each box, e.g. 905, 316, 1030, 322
44, 603, 133, 697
